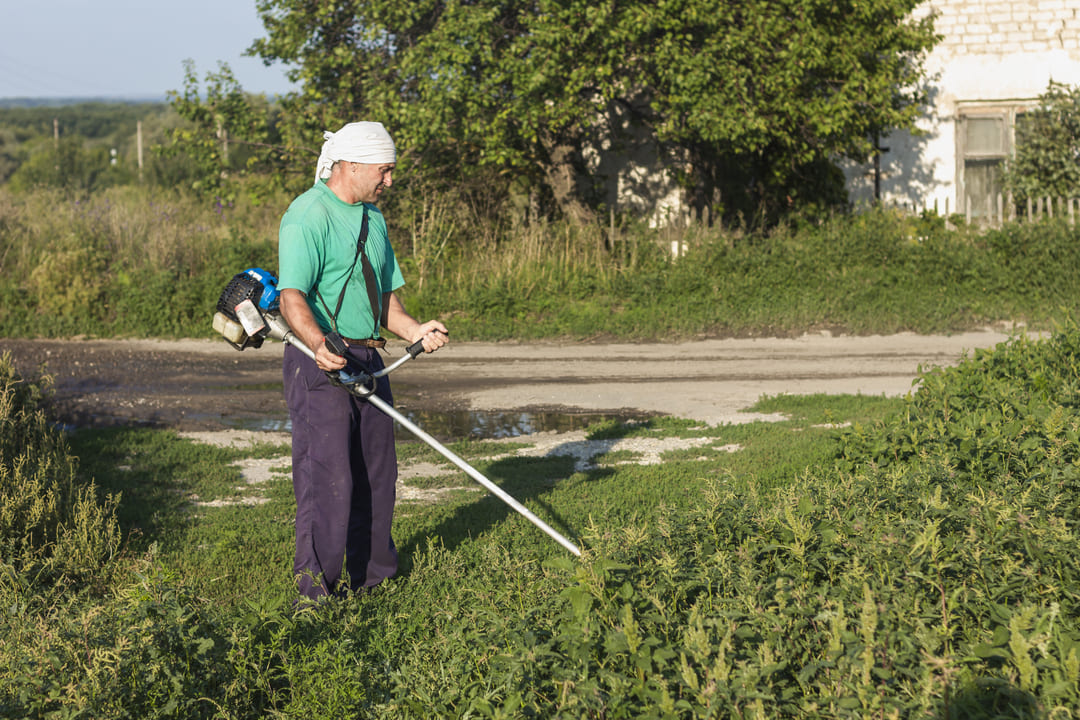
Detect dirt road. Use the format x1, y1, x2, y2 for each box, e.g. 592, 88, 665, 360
0, 329, 1020, 433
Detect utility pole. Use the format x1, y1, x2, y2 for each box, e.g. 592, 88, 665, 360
216, 118, 229, 172
872, 131, 889, 204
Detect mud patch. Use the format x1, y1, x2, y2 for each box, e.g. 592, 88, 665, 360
0, 331, 1018, 432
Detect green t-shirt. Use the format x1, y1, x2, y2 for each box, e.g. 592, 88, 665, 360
278, 181, 405, 339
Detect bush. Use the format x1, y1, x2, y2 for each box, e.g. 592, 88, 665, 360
363, 325, 1080, 718
0, 353, 121, 590
1003, 81, 1080, 202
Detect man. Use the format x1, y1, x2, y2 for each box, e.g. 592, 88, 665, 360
277, 121, 449, 601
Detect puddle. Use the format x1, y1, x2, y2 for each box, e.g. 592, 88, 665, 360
224, 407, 642, 442
213, 380, 651, 441
392, 408, 639, 442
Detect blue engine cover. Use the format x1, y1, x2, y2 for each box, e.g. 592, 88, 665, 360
243, 268, 280, 311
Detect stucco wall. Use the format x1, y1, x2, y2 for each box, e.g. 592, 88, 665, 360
845, 0, 1080, 212
582, 99, 689, 227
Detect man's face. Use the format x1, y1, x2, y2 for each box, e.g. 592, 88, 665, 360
350, 161, 394, 203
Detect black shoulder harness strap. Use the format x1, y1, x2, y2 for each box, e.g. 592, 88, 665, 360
316, 206, 387, 336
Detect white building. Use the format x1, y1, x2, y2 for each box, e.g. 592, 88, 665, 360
844, 0, 1080, 218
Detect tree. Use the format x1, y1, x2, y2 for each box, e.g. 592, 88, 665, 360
162, 61, 295, 199
1003, 81, 1080, 203
248, 0, 939, 223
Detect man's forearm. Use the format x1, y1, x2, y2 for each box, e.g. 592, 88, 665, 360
279, 289, 325, 349
280, 288, 348, 370
384, 292, 422, 341
384, 292, 450, 353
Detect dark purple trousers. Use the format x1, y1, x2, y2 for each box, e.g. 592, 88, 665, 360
283, 343, 398, 600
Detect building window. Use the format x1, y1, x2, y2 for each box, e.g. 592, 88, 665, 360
956, 103, 1035, 219
958, 111, 1008, 218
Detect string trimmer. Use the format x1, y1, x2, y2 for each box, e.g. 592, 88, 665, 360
213, 268, 582, 557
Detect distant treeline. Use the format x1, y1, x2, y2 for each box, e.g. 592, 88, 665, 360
0, 97, 166, 109
0, 101, 190, 192
0, 101, 170, 141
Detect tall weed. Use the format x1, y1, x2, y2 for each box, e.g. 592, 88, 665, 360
0, 353, 121, 591
0, 186, 280, 337
5, 185, 1080, 340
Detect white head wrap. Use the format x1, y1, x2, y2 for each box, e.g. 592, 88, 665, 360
314, 121, 396, 183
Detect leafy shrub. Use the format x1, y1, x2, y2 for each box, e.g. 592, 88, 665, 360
1003, 81, 1080, 202
27, 246, 109, 325
347, 464, 1079, 718
0, 353, 121, 589
5, 136, 128, 194
837, 321, 1080, 478
343, 325, 1080, 718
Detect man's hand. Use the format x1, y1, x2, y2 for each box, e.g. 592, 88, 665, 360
314, 343, 348, 372
412, 320, 450, 354
384, 292, 449, 354
317, 334, 349, 372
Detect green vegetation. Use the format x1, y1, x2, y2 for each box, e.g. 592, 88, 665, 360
2, 6, 1078, 712
247, 0, 937, 222
1004, 80, 1080, 202
0, 356, 121, 591
2, 184, 1080, 341
0, 101, 195, 192
5, 318, 1080, 716
4, 78, 1080, 715
3, 89, 1080, 345
0, 185, 282, 338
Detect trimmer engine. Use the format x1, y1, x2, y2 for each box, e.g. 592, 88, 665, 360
213, 268, 282, 350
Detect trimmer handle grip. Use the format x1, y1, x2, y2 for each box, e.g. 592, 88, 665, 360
406, 329, 448, 358
324, 331, 349, 356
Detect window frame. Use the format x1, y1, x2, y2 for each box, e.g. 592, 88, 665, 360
955, 101, 1038, 217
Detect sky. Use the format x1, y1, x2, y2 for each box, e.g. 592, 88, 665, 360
0, 0, 296, 100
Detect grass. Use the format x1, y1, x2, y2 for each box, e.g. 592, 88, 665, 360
9, 321, 1080, 715
3, 185, 1080, 341
8, 175, 1080, 715
59, 395, 859, 611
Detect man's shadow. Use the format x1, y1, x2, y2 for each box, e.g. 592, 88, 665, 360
393, 425, 647, 574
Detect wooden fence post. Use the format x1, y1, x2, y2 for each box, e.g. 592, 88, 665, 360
137, 120, 144, 182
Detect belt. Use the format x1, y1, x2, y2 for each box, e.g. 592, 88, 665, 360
342, 336, 386, 349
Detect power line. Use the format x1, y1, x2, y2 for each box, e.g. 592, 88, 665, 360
0, 50, 120, 98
